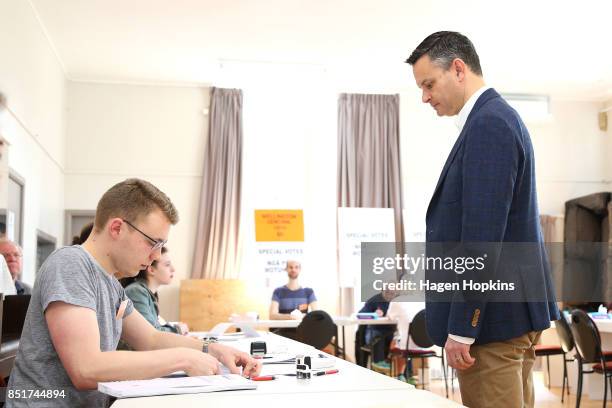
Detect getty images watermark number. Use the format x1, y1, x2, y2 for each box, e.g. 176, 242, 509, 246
7, 389, 66, 399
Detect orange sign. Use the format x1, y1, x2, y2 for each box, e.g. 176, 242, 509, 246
255, 210, 304, 242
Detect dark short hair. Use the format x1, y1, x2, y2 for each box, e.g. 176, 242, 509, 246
405, 31, 482, 76
72, 222, 94, 245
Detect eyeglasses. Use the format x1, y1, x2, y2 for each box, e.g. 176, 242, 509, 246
1, 251, 22, 259
122, 219, 167, 252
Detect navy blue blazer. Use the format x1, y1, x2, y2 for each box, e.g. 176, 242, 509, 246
425, 88, 559, 346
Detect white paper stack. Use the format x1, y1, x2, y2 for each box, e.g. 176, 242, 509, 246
98, 374, 256, 398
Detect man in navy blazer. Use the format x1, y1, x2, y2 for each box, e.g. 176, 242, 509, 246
406, 32, 559, 407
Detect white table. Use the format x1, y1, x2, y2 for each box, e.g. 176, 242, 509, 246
111, 332, 461, 408
595, 319, 612, 334
111, 387, 457, 408
240, 317, 398, 359
583, 318, 612, 400
244, 316, 398, 329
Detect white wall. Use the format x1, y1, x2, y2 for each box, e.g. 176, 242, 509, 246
0, 0, 67, 285
65, 75, 341, 321
399, 89, 612, 237
532, 99, 610, 215
606, 99, 612, 182
65, 82, 209, 320
1, 0, 609, 337
239, 69, 338, 317
63, 74, 612, 323
400, 89, 457, 239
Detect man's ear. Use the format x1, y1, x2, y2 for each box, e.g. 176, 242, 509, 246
453, 58, 467, 81
108, 218, 123, 240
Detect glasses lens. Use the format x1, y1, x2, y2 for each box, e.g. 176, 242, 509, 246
152, 241, 165, 252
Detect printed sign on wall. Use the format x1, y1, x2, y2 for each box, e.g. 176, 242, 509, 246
255, 210, 304, 242
337, 207, 395, 288
254, 210, 305, 288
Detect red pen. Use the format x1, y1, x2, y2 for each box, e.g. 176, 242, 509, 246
314, 369, 339, 376
250, 375, 276, 381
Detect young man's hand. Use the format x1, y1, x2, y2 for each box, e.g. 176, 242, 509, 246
182, 348, 221, 376
208, 343, 262, 378
290, 309, 304, 320
174, 322, 190, 335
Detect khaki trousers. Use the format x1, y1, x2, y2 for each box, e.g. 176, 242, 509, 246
456, 331, 541, 408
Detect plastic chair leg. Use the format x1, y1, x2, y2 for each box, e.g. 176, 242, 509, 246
441, 354, 448, 398
576, 362, 583, 408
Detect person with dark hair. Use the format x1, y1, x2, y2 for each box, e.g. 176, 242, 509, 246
406, 31, 559, 407
123, 247, 189, 335
71, 222, 94, 245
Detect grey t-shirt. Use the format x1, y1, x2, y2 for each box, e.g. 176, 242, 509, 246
7, 245, 133, 408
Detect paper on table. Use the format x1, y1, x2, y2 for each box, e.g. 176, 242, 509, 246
208, 322, 235, 336
205, 322, 260, 338
233, 322, 261, 337
165, 365, 232, 378
260, 364, 297, 376
98, 374, 256, 398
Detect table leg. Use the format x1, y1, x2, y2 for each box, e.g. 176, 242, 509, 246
342, 326, 346, 360
334, 326, 340, 357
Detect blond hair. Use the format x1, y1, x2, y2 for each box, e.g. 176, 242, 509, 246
94, 178, 179, 231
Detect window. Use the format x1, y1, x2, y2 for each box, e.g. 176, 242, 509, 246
502, 94, 551, 123
7, 169, 25, 245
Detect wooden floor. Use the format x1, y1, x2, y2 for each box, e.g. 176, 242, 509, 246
425, 371, 605, 407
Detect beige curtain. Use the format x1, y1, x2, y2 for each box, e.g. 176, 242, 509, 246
191, 88, 243, 280
337, 93, 404, 314
539, 214, 563, 243
539, 214, 564, 308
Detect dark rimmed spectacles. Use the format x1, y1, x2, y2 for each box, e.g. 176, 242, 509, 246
122, 219, 167, 252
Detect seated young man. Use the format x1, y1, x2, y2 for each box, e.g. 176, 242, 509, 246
269, 260, 317, 320
7, 179, 260, 408
268, 260, 318, 339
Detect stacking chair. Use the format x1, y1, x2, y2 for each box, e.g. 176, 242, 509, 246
555, 315, 577, 402
360, 333, 385, 370
389, 309, 448, 398
535, 343, 564, 386
569, 309, 612, 408
355, 325, 368, 367
296, 310, 337, 350
535, 316, 575, 401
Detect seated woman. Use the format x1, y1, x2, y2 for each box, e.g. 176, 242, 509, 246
123, 247, 189, 334
358, 289, 396, 371
387, 298, 425, 383
72, 221, 94, 245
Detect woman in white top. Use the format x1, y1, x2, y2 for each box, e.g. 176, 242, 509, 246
386, 298, 425, 350
386, 297, 425, 382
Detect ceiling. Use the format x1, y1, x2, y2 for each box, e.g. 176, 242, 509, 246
30, 0, 612, 100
